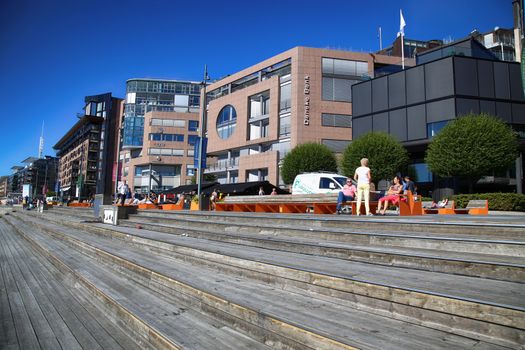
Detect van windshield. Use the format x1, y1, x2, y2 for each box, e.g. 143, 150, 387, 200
334, 177, 347, 187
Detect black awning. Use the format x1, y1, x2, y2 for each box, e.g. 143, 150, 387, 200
215, 181, 289, 196
160, 182, 219, 195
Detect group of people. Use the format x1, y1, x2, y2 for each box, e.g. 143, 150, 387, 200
336, 158, 417, 216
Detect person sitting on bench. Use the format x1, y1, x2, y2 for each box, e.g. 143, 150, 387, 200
376, 176, 404, 215
335, 178, 357, 214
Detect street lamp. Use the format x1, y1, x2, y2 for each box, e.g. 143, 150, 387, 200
197, 65, 210, 211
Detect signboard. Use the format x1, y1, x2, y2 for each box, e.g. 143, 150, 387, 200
22, 184, 32, 199
193, 137, 208, 169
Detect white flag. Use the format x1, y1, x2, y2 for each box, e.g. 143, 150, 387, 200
400, 9, 406, 36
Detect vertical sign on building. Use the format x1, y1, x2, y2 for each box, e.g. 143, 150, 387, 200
304, 75, 310, 125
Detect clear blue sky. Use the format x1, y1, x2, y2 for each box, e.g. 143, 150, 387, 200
0, 0, 512, 175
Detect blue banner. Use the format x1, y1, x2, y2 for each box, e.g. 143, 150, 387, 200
193, 137, 207, 169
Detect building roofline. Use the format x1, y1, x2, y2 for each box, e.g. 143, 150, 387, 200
53, 115, 104, 150
126, 77, 201, 85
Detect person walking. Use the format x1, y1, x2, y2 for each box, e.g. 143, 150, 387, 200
118, 181, 129, 206
354, 158, 372, 216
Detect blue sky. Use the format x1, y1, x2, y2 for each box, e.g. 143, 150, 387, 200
0, 0, 512, 174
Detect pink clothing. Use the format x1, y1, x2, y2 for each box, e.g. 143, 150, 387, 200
378, 194, 401, 205
342, 184, 357, 197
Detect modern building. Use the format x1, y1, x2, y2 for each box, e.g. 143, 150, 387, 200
120, 110, 200, 192
118, 79, 203, 193
54, 93, 123, 201
351, 38, 525, 196
122, 79, 201, 149
377, 36, 443, 60
0, 176, 8, 197
11, 156, 59, 197
204, 46, 410, 186
472, 27, 517, 62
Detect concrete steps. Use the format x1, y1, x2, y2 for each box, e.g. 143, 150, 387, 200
11, 209, 525, 349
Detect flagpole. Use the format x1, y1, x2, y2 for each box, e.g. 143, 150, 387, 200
379, 26, 383, 50
401, 32, 405, 69
400, 9, 406, 70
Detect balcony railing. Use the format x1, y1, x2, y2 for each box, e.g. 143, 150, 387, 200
206, 158, 239, 172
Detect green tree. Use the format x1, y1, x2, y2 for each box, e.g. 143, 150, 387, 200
425, 113, 518, 192
190, 173, 218, 184
341, 132, 409, 183
281, 142, 338, 184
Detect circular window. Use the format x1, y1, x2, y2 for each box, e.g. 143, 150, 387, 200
216, 105, 237, 139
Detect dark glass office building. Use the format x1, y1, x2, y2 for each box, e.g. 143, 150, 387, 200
352, 38, 525, 196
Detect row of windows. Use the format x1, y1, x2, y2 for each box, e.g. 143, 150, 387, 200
148, 148, 185, 157
150, 118, 201, 131
127, 81, 201, 95
134, 165, 181, 177
322, 58, 369, 77
149, 133, 184, 142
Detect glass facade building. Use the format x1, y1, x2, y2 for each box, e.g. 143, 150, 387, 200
123, 79, 201, 148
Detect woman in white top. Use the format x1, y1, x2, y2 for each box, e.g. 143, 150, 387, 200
354, 158, 372, 216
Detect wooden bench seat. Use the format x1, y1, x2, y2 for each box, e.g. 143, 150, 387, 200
138, 203, 159, 210
454, 200, 489, 215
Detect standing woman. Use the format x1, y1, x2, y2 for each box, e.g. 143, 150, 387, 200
354, 158, 372, 216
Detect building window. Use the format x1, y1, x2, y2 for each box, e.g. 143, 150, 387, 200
280, 82, 291, 111
279, 113, 291, 137
188, 135, 198, 145
322, 58, 367, 102
249, 91, 270, 119
321, 113, 352, 128
427, 120, 450, 138
408, 163, 433, 183
217, 105, 237, 139
188, 120, 199, 132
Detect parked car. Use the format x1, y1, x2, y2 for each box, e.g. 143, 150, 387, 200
291, 173, 348, 195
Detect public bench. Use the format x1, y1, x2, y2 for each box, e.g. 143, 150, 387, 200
398, 191, 423, 216
161, 201, 184, 211
68, 202, 91, 207
216, 194, 381, 215
422, 200, 456, 215
454, 200, 489, 215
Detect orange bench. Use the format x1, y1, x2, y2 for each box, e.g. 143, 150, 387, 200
138, 203, 159, 210
162, 201, 184, 211
397, 191, 423, 216
454, 200, 489, 215
423, 200, 455, 215
68, 202, 91, 207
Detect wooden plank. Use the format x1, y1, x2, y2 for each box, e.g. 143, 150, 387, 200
2, 226, 98, 350
12, 232, 133, 350
0, 261, 40, 349
0, 261, 18, 350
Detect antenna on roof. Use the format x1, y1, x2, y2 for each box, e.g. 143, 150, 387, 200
38, 120, 44, 159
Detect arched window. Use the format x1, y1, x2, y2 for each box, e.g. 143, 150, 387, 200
216, 105, 237, 139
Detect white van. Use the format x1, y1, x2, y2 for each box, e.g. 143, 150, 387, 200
291, 173, 348, 195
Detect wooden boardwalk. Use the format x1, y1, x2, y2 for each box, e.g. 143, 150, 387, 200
1, 206, 524, 349
0, 220, 138, 350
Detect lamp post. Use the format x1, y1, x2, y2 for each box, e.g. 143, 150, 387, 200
197, 65, 210, 211
114, 126, 123, 199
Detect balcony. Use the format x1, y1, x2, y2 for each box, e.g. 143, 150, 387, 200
205, 158, 239, 173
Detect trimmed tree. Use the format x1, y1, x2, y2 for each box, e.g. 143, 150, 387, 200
341, 132, 409, 183
281, 142, 338, 184
425, 113, 518, 193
